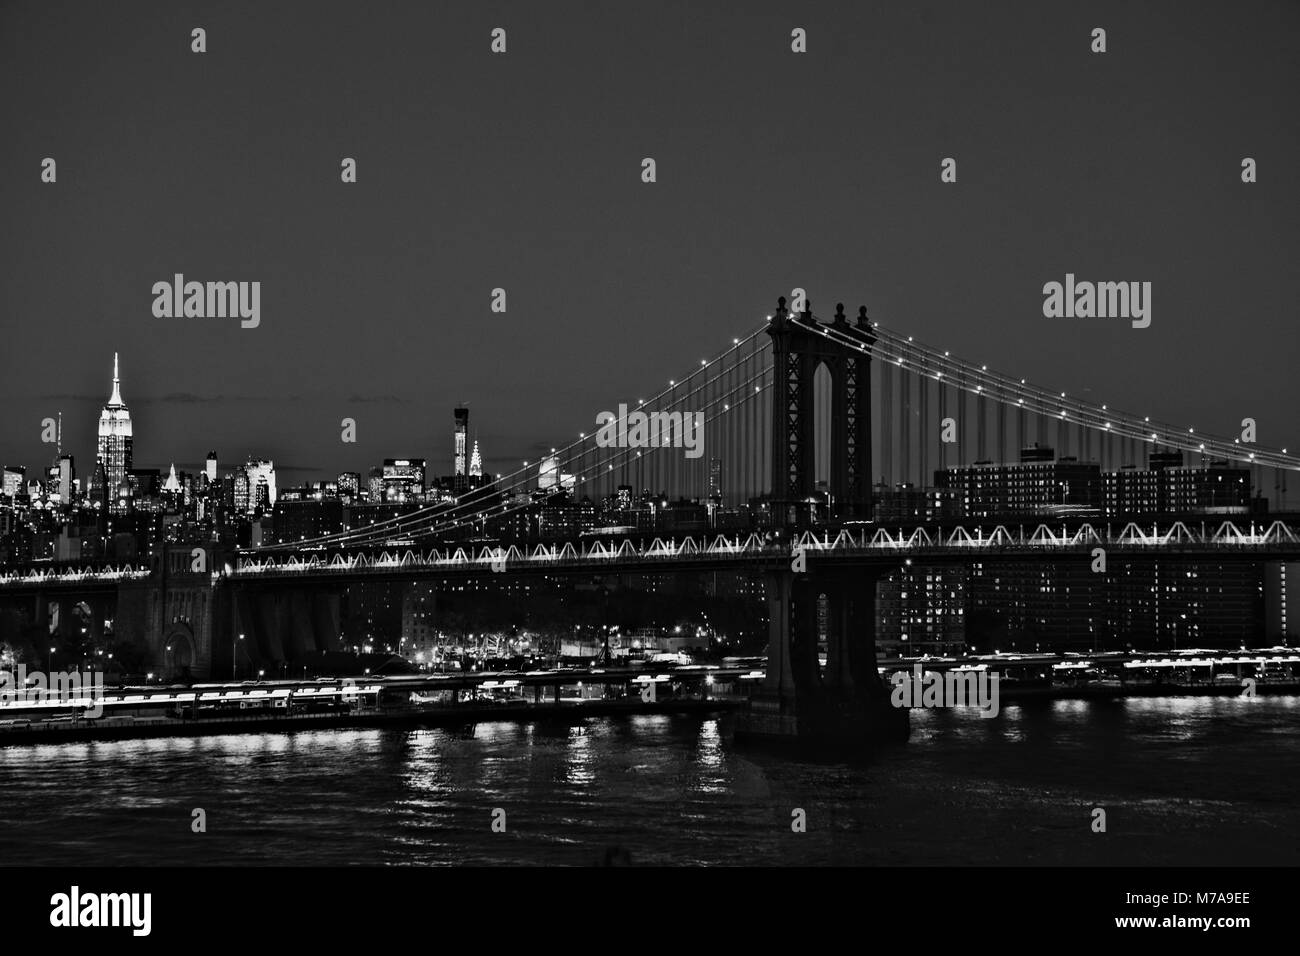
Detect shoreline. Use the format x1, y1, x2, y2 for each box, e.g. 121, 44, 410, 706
0, 681, 1294, 748
0, 697, 740, 748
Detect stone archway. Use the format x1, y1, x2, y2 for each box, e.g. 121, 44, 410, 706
162, 624, 197, 683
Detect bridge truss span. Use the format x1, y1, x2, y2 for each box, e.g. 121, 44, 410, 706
228, 518, 1300, 582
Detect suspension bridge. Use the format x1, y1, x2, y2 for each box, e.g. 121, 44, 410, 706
4, 295, 1299, 746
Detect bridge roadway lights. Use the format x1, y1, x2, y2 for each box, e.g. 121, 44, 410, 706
735, 566, 909, 750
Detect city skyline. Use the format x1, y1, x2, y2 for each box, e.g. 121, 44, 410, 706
4, 338, 1291, 499
3, 3, 1298, 488
5, 352, 509, 486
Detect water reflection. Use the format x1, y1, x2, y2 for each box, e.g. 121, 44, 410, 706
563, 725, 594, 787
0, 697, 1294, 866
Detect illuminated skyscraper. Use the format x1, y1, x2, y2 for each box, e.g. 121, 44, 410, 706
234, 470, 250, 512
382, 458, 426, 500
453, 406, 469, 477
469, 440, 483, 478
538, 455, 559, 491
57, 455, 74, 504
537, 455, 575, 493
2, 466, 26, 499
337, 471, 361, 500
243, 459, 277, 513
96, 353, 133, 513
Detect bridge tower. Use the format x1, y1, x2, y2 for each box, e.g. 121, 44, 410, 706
767, 296, 876, 528
738, 296, 905, 748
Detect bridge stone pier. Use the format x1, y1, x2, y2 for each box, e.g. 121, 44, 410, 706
738, 566, 908, 748
114, 545, 230, 681
111, 545, 342, 681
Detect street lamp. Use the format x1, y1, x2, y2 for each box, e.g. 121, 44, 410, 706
48, 646, 54, 675
234, 632, 244, 681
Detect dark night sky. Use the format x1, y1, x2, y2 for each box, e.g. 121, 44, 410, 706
2, 0, 1297, 484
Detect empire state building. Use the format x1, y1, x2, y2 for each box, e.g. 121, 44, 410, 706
96, 353, 133, 512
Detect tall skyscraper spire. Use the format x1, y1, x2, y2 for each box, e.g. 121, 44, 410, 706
108, 351, 124, 406
469, 440, 483, 477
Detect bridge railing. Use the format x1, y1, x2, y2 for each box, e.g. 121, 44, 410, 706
0, 565, 152, 589
225, 519, 1300, 577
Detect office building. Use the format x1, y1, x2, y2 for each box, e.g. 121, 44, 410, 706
96, 353, 134, 513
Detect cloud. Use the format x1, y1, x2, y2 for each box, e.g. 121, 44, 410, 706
39, 390, 404, 406
151, 392, 222, 404
346, 393, 408, 404
37, 392, 279, 405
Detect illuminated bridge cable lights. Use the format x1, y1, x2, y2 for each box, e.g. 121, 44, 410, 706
261, 324, 772, 552
401, 362, 776, 543
272, 337, 775, 551
800, 312, 1298, 473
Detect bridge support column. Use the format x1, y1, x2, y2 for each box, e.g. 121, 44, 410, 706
89, 599, 105, 649
33, 593, 49, 633
56, 597, 76, 645
738, 565, 906, 749
824, 579, 854, 694
310, 590, 342, 655
761, 570, 792, 699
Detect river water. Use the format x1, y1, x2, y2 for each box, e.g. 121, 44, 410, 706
1, 696, 1296, 866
